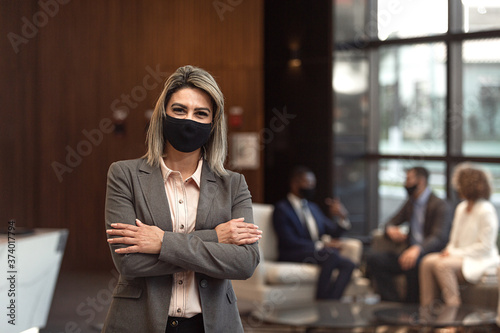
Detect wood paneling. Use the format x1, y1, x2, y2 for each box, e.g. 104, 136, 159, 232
264, 0, 333, 207
1, 0, 263, 270
0, 0, 38, 229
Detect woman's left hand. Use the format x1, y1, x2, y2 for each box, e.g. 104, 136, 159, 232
215, 218, 262, 245
107, 219, 164, 254
440, 249, 450, 257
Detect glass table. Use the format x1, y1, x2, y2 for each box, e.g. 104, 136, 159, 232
261, 300, 398, 332
374, 304, 497, 331
260, 301, 498, 332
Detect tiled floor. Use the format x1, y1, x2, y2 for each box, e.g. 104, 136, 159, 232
41, 269, 290, 333
40, 269, 115, 333
41, 270, 500, 333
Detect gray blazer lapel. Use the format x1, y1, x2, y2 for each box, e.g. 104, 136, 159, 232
137, 160, 173, 231
196, 161, 219, 230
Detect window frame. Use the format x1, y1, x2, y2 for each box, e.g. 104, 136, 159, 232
333, 0, 500, 233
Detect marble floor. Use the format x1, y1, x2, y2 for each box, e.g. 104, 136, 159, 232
40, 270, 500, 333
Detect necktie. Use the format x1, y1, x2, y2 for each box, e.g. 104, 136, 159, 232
301, 201, 319, 241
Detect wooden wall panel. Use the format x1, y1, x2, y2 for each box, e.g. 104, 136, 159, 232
264, 0, 333, 206
1, 0, 263, 270
0, 0, 37, 229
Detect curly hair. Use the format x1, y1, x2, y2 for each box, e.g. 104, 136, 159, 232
451, 162, 492, 201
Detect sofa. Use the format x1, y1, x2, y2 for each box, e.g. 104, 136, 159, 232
369, 229, 499, 309
232, 203, 372, 314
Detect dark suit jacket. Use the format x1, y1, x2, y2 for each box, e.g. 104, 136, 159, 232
273, 198, 347, 262
102, 158, 260, 333
384, 192, 452, 255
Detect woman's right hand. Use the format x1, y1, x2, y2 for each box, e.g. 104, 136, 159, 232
215, 218, 262, 245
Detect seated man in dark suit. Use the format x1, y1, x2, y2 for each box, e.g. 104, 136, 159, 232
273, 166, 355, 300
366, 166, 452, 303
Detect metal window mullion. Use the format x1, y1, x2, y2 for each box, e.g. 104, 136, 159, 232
368, 48, 380, 155
445, 0, 464, 200
447, 42, 463, 157
449, 0, 463, 34
446, 40, 463, 199
367, 47, 380, 231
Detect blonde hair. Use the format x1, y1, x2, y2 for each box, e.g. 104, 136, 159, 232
144, 65, 228, 176
451, 162, 492, 201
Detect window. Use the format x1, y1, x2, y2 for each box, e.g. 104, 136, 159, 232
333, 49, 369, 233
333, 0, 500, 233
377, 0, 448, 40
379, 43, 447, 156
462, 0, 500, 33
378, 160, 446, 224
462, 38, 500, 157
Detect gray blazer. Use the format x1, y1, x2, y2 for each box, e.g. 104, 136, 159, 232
102, 158, 260, 333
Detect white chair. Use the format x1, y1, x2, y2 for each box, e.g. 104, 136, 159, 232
232, 203, 371, 314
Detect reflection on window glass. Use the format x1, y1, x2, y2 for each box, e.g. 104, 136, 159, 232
334, 0, 368, 43
462, 39, 500, 157
377, 0, 447, 40
333, 50, 369, 149
378, 160, 445, 227
463, 0, 500, 33
333, 0, 500, 236
379, 43, 447, 156
334, 157, 366, 235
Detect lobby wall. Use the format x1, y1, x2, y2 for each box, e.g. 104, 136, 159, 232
264, 0, 333, 206
0, 0, 264, 270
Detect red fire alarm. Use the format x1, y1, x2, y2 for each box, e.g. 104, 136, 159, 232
228, 106, 243, 129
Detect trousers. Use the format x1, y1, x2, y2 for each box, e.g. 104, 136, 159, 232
282, 247, 355, 300
366, 250, 422, 303
419, 253, 465, 306
165, 313, 204, 333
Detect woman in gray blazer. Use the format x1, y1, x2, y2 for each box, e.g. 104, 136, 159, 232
103, 65, 261, 333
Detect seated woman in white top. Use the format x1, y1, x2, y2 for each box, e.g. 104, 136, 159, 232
420, 162, 499, 307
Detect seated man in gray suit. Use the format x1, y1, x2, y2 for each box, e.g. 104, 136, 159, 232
366, 166, 452, 303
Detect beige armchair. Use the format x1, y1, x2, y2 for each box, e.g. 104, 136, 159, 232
232, 203, 371, 314
369, 229, 499, 308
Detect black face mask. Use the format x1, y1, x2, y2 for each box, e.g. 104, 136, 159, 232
299, 188, 316, 201
405, 184, 418, 197
163, 115, 212, 153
